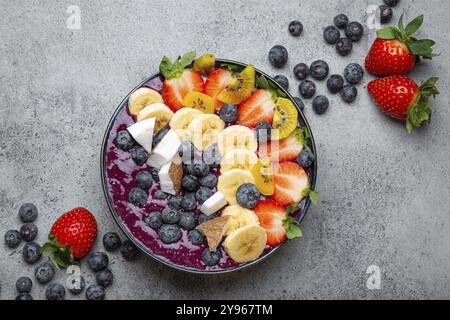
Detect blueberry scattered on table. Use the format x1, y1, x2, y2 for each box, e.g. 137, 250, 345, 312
334, 13, 349, 29
145, 211, 163, 229
16, 277, 32, 293
45, 283, 66, 300
182, 193, 197, 211
199, 174, 218, 189
152, 126, 169, 148
159, 224, 182, 244
18, 203, 38, 223
255, 122, 272, 143
345, 22, 364, 42
236, 183, 261, 209
188, 229, 205, 245
323, 25, 340, 44
179, 211, 197, 230
293, 63, 309, 80
103, 232, 122, 252
22, 242, 41, 264
87, 252, 109, 272
68, 275, 85, 295
344, 63, 364, 85
293, 97, 305, 112
196, 187, 214, 204
128, 187, 148, 207
96, 269, 114, 288
193, 162, 210, 177
327, 74, 345, 93
297, 149, 315, 168
383, 0, 399, 7
154, 189, 168, 200
312, 95, 330, 115
268, 45, 288, 68
182, 175, 200, 192
273, 75, 289, 90
136, 171, 153, 190
310, 60, 329, 80
130, 146, 148, 166
218, 104, 238, 124
35, 262, 55, 284
16, 293, 33, 300
4, 229, 21, 248
288, 20, 303, 36
379, 5, 393, 24
340, 84, 358, 103
168, 195, 183, 210
336, 37, 353, 56
198, 214, 215, 225
161, 207, 181, 224
116, 130, 136, 151
85, 284, 106, 301
121, 240, 139, 261
299, 80, 316, 99
202, 248, 222, 267
20, 223, 38, 242
203, 144, 221, 167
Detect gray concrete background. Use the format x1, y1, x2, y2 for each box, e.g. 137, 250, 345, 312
0, 0, 449, 300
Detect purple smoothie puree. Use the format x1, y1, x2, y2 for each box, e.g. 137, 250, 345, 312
103, 75, 307, 272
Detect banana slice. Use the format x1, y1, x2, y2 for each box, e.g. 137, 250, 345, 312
137, 103, 174, 133
128, 87, 164, 116
217, 125, 258, 156
223, 225, 267, 263
222, 205, 260, 236
169, 108, 203, 141
220, 149, 258, 173
187, 114, 225, 150
217, 169, 254, 205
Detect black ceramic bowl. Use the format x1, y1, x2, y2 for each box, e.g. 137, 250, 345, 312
101, 58, 317, 274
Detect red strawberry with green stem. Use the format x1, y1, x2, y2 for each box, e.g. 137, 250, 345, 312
368, 75, 439, 133
42, 207, 97, 268
365, 15, 437, 76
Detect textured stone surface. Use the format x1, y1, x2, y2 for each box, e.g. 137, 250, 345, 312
1, 0, 449, 300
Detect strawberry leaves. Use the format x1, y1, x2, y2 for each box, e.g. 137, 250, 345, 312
301, 188, 320, 205
256, 75, 287, 99
284, 216, 303, 240
160, 51, 196, 79
41, 234, 78, 269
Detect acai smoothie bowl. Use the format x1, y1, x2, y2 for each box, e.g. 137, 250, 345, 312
101, 52, 318, 274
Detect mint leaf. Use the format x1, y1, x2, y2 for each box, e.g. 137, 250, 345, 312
159, 56, 174, 79
296, 127, 311, 147
405, 15, 424, 35
309, 191, 320, 205
284, 216, 302, 240
301, 187, 311, 198
159, 51, 196, 80
221, 63, 238, 72
286, 203, 299, 214
178, 51, 196, 69
256, 75, 270, 89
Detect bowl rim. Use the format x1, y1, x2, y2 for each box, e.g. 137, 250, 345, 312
100, 58, 318, 274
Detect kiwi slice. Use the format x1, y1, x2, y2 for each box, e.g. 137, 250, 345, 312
193, 54, 216, 74
272, 98, 298, 140
217, 65, 255, 104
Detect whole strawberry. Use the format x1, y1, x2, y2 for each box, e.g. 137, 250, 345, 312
365, 15, 436, 76
42, 208, 97, 268
368, 76, 439, 133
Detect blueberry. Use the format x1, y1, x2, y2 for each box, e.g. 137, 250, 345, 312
159, 224, 182, 244
45, 283, 65, 300
35, 262, 55, 284
236, 183, 261, 209
145, 211, 163, 229
168, 195, 183, 210
128, 187, 148, 207
193, 162, 210, 177
85, 285, 106, 301
196, 187, 214, 204
103, 232, 122, 252
288, 20, 303, 36
379, 5, 393, 24
179, 141, 195, 163
203, 144, 221, 168
334, 14, 349, 29
22, 242, 41, 264
383, 0, 399, 6
179, 212, 197, 230
336, 37, 353, 56
130, 146, 148, 166
152, 126, 169, 148
344, 63, 364, 85
87, 252, 109, 272
4, 230, 21, 248
68, 275, 85, 295
255, 121, 272, 143
273, 75, 289, 90
181, 193, 197, 211
218, 104, 238, 124
20, 223, 38, 242
297, 149, 315, 168
310, 60, 329, 80
184, 163, 195, 175
161, 207, 181, 224
182, 175, 199, 192
199, 174, 218, 189
345, 22, 364, 42
198, 214, 215, 225
312, 95, 329, 115
136, 171, 153, 190
150, 167, 160, 182
96, 269, 114, 288
202, 248, 222, 267
293, 97, 305, 112
268, 45, 288, 68
188, 229, 205, 245
121, 240, 139, 261
154, 189, 168, 200
323, 25, 340, 44
18, 203, 38, 223
299, 80, 316, 99
293, 63, 309, 80
16, 293, 33, 300
340, 85, 358, 103
16, 277, 32, 293
116, 130, 136, 151
327, 74, 344, 94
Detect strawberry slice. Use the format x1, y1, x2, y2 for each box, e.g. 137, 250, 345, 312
254, 200, 287, 246
259, 128, 304, 163
273, 162, 309, 206
204, 68, 233, 110
237, 89, 275, 128
160, 52, 204, 112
